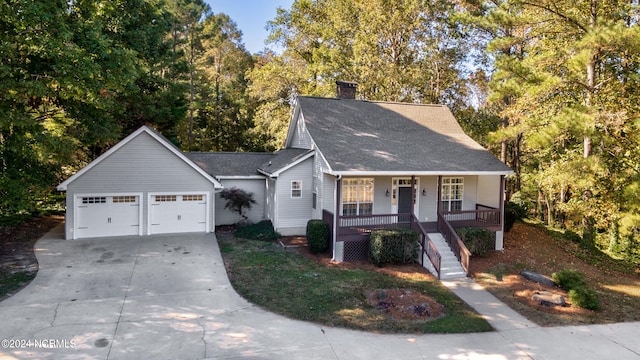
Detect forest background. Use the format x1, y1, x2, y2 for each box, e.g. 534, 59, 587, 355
1, 0, 639, 263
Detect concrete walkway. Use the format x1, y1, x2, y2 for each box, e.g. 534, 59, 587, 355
0, 225, 639, 359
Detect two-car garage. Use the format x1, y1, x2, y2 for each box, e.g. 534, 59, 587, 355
57, 127, 222, 240
72, 193, 209, 239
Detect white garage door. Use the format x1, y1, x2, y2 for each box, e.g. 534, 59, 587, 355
149, 194, 207, 234
76, 195, 141, 239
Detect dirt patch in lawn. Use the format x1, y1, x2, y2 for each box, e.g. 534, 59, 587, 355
365, 288, 445, 321
0, 215, 63, 301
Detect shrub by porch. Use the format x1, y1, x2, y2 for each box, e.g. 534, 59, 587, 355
369, 228, 420, 267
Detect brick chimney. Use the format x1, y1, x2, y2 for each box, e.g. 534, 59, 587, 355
336, 81, 357, 99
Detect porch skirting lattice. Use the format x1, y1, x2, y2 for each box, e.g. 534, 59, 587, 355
343, 239, 370, 262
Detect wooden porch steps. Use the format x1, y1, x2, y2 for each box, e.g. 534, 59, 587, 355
423, 233, 467, 280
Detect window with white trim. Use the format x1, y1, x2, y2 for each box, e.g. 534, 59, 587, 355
342, 178, 374, 216
113, 196, 137, 203
441, 177, 463, 212
183, 194, 203, 201
291, 181, 302, 198
82, 197, 106, 204
155, 195, 177, 202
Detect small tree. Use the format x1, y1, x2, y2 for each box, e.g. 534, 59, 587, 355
220, 187, 257, 221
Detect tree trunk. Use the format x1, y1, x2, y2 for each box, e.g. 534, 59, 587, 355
582, 0, 598, 243
188, 24, 196, 151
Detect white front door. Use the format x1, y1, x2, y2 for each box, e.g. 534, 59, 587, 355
75, 195, 141, 239
149, 194, 207, 234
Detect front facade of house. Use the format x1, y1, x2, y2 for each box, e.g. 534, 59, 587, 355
58, 85, 511, 271
284, 95, 511, 262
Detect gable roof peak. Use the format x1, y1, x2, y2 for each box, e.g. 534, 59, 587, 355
57, 125, 222, 191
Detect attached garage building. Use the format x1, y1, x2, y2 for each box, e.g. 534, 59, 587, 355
57, 126, 222, 239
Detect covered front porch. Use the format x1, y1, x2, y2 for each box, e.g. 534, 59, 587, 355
322, 174, 506, 279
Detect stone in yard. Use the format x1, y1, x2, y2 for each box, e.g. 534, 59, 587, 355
520, 270, 556, 287
533, 291, 566, 307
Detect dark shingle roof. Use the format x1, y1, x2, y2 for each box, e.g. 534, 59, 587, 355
185, 152, 274, 177
296, 96, 511, 174
258, 148, 314, 176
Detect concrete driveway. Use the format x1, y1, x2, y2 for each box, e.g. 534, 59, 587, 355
1, 224, 639, 359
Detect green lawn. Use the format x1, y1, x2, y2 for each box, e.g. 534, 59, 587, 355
218, 235, 492, 334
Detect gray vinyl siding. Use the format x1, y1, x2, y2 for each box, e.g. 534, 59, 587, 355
265, 178, 276, 225
311, 151, 325, 219
322, 173, 336, 213
372, 177, 392, 214
462, 175, 478, 211
417, 176, 438, 222
274, 157, 313, 235
64, 132, 216, 239
216, 178, 266, 225
289, 114, 314, 149
476, 175, 501, 208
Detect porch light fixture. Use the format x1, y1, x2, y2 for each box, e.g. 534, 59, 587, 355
422, 188, 426, 196
385, 189, 390, 197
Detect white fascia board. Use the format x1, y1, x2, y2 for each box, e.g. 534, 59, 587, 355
217, 175, 266, 180
268, 150, 315, 177
57, 126, 150, 191
257, 168, 277, 178
330, 170, 514, 177
315, 149, 333, 174
283, 99, 302, 148
56, 126, 223, 191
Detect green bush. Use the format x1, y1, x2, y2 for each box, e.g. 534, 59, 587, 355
369, 228, 419, 267
306, 220, 329, 254
551, 269, 587, 289
456, 227, 494, 257
507, 192, 530, 218
552, 269, 600, 311
568, 287, 600, 311
235, 220, 281, 242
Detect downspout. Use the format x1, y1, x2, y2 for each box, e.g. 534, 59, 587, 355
499, 175, 505, 229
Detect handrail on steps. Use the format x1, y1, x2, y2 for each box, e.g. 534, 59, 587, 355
410, 215, 442, 279
437, 213, 471, 276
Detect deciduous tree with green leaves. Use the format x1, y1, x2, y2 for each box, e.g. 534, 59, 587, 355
0, 0, 186, 216
247, 0, 472, 148
468, 0, 640, 253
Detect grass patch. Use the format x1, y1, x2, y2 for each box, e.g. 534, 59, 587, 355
0, 271, 36, 298
218, 235, 492, 334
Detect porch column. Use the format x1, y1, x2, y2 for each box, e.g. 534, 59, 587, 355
410, 175, 416, 226
437, 176, 442, 215
333, 177, 343, 261
496, 175, 506, 251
